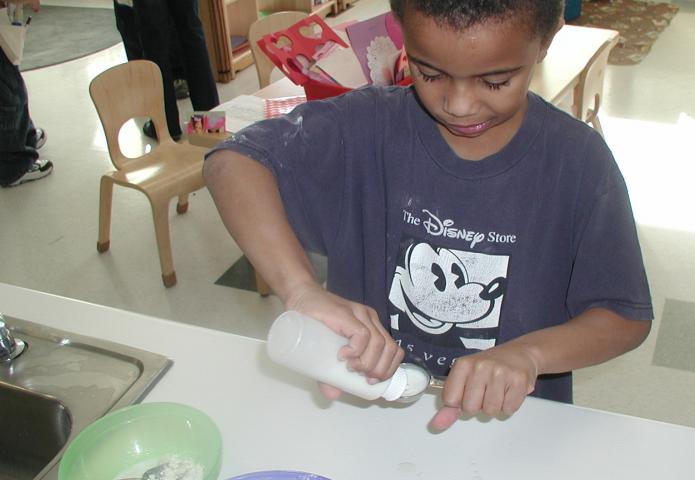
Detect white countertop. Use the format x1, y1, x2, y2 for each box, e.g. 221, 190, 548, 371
2, 282, 693, 479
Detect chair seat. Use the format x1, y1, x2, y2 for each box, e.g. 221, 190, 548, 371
106, 142, 206, 195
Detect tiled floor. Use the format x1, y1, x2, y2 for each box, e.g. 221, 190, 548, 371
3, 0, 695, 427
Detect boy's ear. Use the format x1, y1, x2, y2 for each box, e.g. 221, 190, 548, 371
537, 17, 565, 63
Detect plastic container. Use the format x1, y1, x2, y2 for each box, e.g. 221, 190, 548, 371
564, 0, 582, 21
58, 402, 222, 480
267, 311, 430, 401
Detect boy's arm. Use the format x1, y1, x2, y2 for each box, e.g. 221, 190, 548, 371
431, 308, 650, 430
204, 150, 404, 386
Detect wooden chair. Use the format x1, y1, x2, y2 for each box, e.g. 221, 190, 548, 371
89, 60, 208, 288
249, 10, 309, 89
573, 39, 614, 137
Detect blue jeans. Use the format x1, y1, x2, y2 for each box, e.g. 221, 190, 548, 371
0, 48, 38, 186
133, 0, 219, 137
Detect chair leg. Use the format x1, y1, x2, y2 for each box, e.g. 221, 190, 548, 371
176, 193, 189, 214
591, 115, 604, 138
588, 95, 604, 138
97, 176, 113, 253
150, 197, 177, 287
254, 269, 271, 297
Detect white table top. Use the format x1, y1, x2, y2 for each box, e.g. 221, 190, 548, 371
2, 282, 693, 480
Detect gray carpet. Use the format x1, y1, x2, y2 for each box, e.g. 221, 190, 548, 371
20, 6, 121, 72
652, 299, 695, 373
216, 253, 327, 294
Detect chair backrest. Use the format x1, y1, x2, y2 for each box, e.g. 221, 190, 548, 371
249, 11, 309, 89
574, 39, 613, 129
89, 60, 172, 170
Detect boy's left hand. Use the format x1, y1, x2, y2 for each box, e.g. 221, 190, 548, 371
430, 344, 538, 431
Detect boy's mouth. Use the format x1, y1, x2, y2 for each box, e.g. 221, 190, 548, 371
446, 120, 493, 137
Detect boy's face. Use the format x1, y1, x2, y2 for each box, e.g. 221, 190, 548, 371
401, 10, 556, 160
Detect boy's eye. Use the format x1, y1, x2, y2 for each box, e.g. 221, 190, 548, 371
414, 65, 444, 83
421, 72, 444, 82
483, 79, 511, 91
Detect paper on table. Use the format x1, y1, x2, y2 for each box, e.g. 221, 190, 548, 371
213, 95, 265, 133
345, 12, 404, 86
0, 8, 26, 66
314, 45, 367, 89
264, 96, 306, 119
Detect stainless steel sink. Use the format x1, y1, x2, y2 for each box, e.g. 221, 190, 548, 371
0, 316, 172, 480
0, 384, 70, 480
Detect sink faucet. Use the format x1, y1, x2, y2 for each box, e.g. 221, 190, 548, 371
0, 314, 26, 362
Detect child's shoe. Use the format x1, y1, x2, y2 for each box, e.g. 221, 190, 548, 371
3, 159, 53, 187
34, 128, 47, 149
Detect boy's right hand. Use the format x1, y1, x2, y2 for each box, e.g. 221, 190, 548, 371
285, 283, 405, 399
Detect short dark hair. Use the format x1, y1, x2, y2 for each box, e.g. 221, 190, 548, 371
390, 0, 564, 40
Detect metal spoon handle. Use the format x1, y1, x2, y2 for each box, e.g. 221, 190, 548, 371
429, 376, 446, 389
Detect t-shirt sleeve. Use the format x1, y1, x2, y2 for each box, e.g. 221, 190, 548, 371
206, 99, 349, 255
566, 132, 653, 321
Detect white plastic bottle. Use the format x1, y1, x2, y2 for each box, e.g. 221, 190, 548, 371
266, 310, 430, 401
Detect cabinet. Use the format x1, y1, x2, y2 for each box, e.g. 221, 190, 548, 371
257, 0, 339, 18
200, 0, 258, 83
200, 0, 341, 83
337, 0, 356, 11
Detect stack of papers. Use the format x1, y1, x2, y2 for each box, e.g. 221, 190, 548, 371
213, 95, 307, 133
214, 95, 265, 133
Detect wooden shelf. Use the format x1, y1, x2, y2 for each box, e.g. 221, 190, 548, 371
231, 47, 254, 73
258, 0, 338, 18
200, 0, 258, 83
337, 0, 356, 12
200, 0, 339, 83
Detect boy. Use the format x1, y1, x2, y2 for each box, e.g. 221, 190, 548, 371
204, 0, 652, 431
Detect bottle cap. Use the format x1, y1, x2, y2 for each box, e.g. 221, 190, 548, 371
266, 311, 303, 361
381, 366, 408, 401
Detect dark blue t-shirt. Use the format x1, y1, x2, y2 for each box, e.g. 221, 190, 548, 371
209, 86, 653, 403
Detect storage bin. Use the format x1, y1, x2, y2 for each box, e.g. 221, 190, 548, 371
565, 0, 582, 21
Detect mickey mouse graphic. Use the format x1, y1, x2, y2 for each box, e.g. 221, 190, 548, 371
389, 241, 507, 348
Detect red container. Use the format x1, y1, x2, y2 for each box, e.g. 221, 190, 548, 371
257, 14, 412, 101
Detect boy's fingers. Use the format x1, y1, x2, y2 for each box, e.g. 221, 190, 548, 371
364, 308, 405, 378
429, 405, 461, 431
502, 386, 528, 416
376, 341, 406, 379
481, 379, 506, 417
343, 307, 402, 379
318, 382, 342, 400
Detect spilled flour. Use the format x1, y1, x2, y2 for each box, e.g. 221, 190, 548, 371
115, 454, 204, 480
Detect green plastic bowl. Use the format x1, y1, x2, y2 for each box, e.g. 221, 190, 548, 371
59, 402, 222, 480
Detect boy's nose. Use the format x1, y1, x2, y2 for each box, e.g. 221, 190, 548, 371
443, 81, 478, 118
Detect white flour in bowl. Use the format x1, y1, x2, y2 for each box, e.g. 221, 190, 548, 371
115, 454, 204, 480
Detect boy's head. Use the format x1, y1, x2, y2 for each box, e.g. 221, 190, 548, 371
390, 0, 565, 160
390, 0, 564, 43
